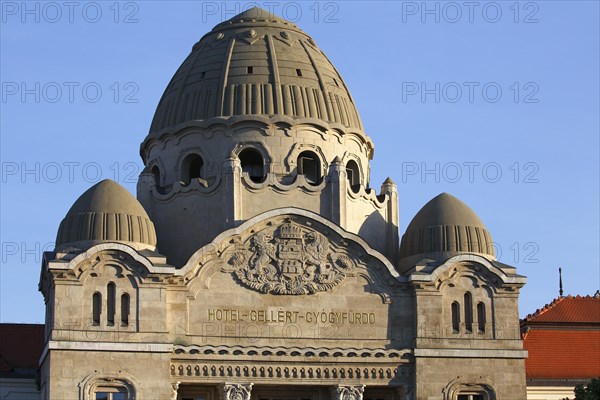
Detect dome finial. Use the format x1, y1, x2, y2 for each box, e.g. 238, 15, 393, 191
229, 6, 284, 21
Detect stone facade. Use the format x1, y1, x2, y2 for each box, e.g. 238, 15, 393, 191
39, 7, 527, 400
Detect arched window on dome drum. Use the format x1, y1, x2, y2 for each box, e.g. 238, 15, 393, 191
451, 301, 460, 333
464, 292, 473, 333
239, 148, 265, 183
477, 302, 486, 333
107, 282, 116, 326
297, 151, 321, 184
180, 153, 205, 186
346, 160, 360, 192
92, 292, 101, 325
121, 293, 130, 326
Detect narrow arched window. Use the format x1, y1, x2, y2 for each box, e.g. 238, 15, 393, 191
477, 302, 486, 333
457, 393, 487, 400
121, 293, 130, 326
92, 292, 102, 325
451, 301, 460, 333
181, 153, 205, 185
107, 283, 116, 326
150, 165, 161, 187
346, 160, 360, 192
239, 148, 265, 183
297, 151, 321, 184
464, 292, 473, 333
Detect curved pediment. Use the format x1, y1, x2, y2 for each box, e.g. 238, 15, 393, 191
407, 254, 526, 292
179, 208, 401, 300
176, 209, 411, 349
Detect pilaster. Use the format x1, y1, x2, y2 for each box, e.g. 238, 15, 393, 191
222, 157, 242, 226
137, 171, 155, 219
381, 177, 399, 263
328, 156, 347, 228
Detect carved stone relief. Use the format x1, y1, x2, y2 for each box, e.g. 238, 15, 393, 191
331, 385, 365, 400
223, 220, 356, 295
219, 383, 253, 400
171, 381, 180, 400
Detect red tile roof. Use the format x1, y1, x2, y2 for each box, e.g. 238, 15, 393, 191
522, 293, 600, 380
523, 294, 600, 324
523, 329, 600, 379
0, 323, 45, 372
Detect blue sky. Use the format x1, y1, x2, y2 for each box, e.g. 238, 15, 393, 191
1, 1, 598, 323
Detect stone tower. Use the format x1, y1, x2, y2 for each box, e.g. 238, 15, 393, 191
136, 7, 398, 266
39, 8, 527, 400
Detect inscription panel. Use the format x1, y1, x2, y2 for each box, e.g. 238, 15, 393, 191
207, 308, 376, 325
188, 272, 396, 345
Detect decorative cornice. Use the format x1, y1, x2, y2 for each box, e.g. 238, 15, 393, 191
48, 340, 172, 353
173, 344, 410, 361
407, 254, 526, 288
170, 361, 412, 385
414, 348, 527, 359
141, 116, 373, 163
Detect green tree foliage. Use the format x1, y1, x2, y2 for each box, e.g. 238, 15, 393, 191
563, 378, 600, 400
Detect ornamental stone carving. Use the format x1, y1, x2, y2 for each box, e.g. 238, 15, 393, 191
219, 383, 253, 400
224, 221, 356, 295
170, 381, 180, 400
331, 385, 365, 400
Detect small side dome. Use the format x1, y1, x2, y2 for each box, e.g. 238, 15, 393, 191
56, 180, 157, 251
399, 193, 495, 268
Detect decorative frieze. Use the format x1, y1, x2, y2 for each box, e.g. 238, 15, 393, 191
170, 361, 410, 385
172, 344, 408, 360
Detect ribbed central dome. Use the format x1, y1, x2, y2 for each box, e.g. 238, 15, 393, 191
148, 7, 363, 137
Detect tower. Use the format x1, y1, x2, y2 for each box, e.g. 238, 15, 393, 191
136, 7, 398, 266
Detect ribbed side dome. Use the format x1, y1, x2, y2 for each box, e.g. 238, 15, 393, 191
399, 193, 495, 264
56, 180, 157, 249
147, 7, 363, 138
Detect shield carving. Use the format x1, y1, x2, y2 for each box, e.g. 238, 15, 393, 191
224, 221, 356, 295
276, 222, 305, 278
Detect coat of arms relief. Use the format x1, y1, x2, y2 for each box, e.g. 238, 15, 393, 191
223, 221, 357, 295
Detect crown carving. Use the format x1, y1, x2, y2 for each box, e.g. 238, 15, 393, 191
278, 222, 303, 239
